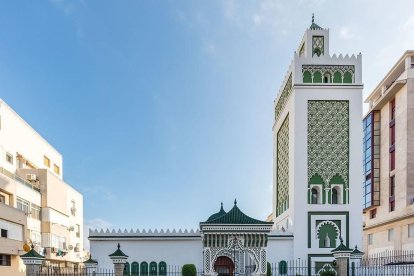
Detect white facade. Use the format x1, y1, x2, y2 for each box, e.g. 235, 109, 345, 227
0, 99, 84, 275
272, 21, 363, 266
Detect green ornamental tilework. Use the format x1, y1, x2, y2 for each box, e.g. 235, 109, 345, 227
308, 101, 349, 188
276, 116, 289, 216
275, 74, 292, 122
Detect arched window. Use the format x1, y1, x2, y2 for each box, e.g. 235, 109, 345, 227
131, 262, 139, 276
311, 188, 319, 204
313, 71, 322, 83
303, 71, 312, 83
317, 222, 339, 248
141, 262, 149, 276
278, 260, 287, 275
331, 186, 341, 204
333, 71, 342, 83
323, 73, 331, 83
343, 71, 353, 83
159, 261, 167, 276
124, 262, 130, 276
150, 262, 157, 276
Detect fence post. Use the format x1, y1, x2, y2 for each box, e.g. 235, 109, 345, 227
109, 243, 129, 276
349, 246, 364, 276
20, 245, 45, 276
84, 255, 99, 275
331, 238, 353, 276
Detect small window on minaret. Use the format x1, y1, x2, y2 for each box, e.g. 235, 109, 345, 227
312, 36, 324, 57
324, 73, 331, 83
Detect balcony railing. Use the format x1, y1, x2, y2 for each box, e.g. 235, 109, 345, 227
0, 167, 40, 193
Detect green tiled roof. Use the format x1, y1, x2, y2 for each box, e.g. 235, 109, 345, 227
203, 200, 273, 225
109, 243, 128, 258
352, 246, 364, 255
21, 246, 44, 259
206, 203, 227, 222
331, 239, 352, 253
84, 255, 98, 264
309, 14, 322, 30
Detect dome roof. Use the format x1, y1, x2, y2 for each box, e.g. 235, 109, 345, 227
206, 203, 226, 222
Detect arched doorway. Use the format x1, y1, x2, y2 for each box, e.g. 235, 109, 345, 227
214, 256, 234, 276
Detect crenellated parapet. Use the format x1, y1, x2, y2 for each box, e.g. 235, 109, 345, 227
89, 228, 201, 237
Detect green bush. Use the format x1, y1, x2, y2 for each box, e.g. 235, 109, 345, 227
182, 264, 197, 276
319, 271, 336, 276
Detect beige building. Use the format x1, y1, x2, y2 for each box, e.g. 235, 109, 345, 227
0, 99, 84, 275
362, 50, 414, 254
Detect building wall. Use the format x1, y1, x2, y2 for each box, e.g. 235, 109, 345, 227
0, 255, 25, 276
363, 59, 414, 253
0, 99, 85, 273
90, 238, 203, 270
0, 99, 62, 178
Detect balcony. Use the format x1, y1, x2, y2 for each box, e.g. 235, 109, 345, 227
0, 166, 40, 193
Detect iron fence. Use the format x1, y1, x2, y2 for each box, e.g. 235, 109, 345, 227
36, 267, 114, 276
356, 264, 414, 276
269, 261, 334, 276
361, 250, 414, 266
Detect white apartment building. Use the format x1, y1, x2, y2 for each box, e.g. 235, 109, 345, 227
0, 99, 84, 275
362, 51, 414, 254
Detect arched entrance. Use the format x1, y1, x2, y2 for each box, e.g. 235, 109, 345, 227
214, 256, 234, 276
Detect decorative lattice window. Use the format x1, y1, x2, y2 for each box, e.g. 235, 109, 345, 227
150, 262, 157, 276
141, 262, 149, 276
312, 36, 324, 57
159, 262, 167, 276
276, 116, 289, 217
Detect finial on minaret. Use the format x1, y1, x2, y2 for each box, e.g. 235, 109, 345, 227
312, 13, 314, 23
221, 202, 223, 208
234, 198, 237, 205
117, 243, 120, 249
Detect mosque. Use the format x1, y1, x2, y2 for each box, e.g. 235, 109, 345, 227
89, 18, 363, 276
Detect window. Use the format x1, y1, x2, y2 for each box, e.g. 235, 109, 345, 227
388, 228, 394, 242
131, 262, 139, 276
0, 194, 5, 204
0, 254, 11, 266
5, 152, 13, 164
323, 73, 331, 83
30, 203, 41, 220
76, 224, 80, 238
370, 209, 377, 219
311, 188, 319, 204
159, 262, 167, 276
54, 164, 60, 175
140, 262, 148, 276
150, 262, 157, 276
409, 224, 414, 238
123, 262, 130, 276
16, 197, 30, 215
44, 156, 50, 167
390, 99, 396, 121
1, 229, 7, 238
332, 187, 339, 204
30, 230, 41, 245
389, 176, 395, 212
368, 233, 373, 245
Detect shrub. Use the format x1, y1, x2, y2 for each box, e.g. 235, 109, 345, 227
319, 270, 336, 276
182, 264, 197, 276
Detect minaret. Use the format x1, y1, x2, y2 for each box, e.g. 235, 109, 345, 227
272, 16, 363, 266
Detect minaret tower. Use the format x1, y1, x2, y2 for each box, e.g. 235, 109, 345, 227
272, 16, 363, 266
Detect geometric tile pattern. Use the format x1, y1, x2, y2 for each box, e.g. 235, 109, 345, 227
275, 74, 292, 122
312, 36, 324, 57
308, 101, 349, 188
276, 116, 289, 216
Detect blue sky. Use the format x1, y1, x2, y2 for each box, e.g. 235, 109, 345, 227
1, 0, 413, 246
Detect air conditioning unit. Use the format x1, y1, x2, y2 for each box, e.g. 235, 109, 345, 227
26, 174, 37, 181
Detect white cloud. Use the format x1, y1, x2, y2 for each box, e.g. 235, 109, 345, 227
83, 218, 113, 250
